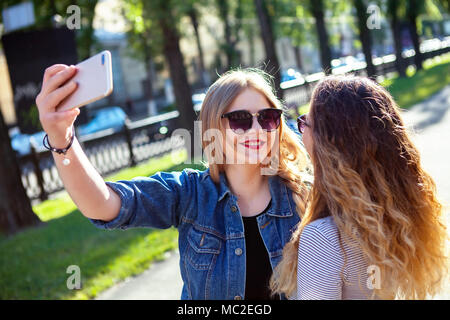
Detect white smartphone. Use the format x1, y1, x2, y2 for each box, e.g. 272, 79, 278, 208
56, 50, 113, 112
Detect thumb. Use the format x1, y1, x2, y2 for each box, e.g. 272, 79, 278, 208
68, 108, 80, 123
65, 107, 80, 120
70, 107, 80, 116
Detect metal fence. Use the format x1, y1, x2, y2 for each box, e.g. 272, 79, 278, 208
283, 44, 450, 112
17, 44, 450, 204
19, 111, 184, 204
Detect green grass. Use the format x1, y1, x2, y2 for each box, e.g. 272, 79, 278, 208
381, 53, 450, 109
0, 149, 207, 299
34, 149, 190, 222
296, 53, 450, 115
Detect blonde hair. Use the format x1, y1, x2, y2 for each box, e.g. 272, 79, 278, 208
270, 75, 449, 299
199, 67, 310, 218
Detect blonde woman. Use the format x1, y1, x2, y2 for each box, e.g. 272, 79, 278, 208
35, 65, 310, 300
270, 75, 448, 300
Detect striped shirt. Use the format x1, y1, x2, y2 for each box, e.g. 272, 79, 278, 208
295, 216, 376, 300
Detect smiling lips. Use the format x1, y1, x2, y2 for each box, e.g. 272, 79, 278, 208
241, 139, 265, 150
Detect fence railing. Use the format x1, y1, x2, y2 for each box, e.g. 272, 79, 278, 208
19, 111, 184, 204
17, 43, 450, 204
282, 44, 450, 112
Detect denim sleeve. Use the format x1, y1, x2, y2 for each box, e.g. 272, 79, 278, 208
88, 170, 195, 230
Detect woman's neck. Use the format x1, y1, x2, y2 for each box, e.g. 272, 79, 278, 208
224, 164, 268, 201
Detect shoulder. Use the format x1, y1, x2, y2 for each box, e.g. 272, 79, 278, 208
299, 216, 342, 255
297, 216, 345, 292
150, 167, 208, 185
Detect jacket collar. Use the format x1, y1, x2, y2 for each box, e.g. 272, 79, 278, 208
202, 168, 295, 217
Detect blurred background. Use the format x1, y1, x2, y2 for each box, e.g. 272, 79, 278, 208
0, 0, 449, 300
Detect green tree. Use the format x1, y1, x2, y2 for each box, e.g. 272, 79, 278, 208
306, 0, 332, 74
216, 0, 243, 70
354, 0, 376, 77
0, 0, 99, 61
149, 0, 196, 160
406, 0, 426, 70
436, 0, 450, 13
386, 0, 407, 77
74, 0, 100, 61
0, 110, 43, 235
254, 0, 283, 99
122, 0, 161, 110
241, 0, 259, 67
272, 0, 312, 73
187, 2, 209, 86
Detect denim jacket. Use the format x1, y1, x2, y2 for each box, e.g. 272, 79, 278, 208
89, 168, 301, 300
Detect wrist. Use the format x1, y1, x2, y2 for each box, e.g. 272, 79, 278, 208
46, 127, 74, 149
44, 126, 75, 152
47, 135, 72, 150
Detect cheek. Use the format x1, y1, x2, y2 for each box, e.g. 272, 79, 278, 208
302, 129, 313, 155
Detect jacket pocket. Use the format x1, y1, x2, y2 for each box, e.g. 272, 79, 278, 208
185, 227, 221, 270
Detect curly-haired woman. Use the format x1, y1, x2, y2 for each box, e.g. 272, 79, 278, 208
271, 75, 448, 300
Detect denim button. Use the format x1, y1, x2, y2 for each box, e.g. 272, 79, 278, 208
235, 248, 242, 256
231, 205, 238, 213
234, 295, 242, 300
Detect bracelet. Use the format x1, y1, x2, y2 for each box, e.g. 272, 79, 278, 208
43, 126, 75, 166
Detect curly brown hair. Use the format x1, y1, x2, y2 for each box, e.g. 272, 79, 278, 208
271, 75, 448, 299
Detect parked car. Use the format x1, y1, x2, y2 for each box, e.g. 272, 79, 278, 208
77, 106, 127, 136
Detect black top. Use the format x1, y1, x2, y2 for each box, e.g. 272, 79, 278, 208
242, 199, 280, 300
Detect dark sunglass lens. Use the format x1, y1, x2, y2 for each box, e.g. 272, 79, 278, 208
297, 119, 305, 133
227, 111, 252, 132
258, 109, 282, 131
297, 114, 307, 133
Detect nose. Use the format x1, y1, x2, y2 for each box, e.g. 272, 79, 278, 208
249, 115, 263, 132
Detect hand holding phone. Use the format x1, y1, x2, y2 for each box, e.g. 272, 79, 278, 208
56, 50, 113, 112
35, 51, 113, 148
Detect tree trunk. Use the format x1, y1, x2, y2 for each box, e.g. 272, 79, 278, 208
77, 0, 99, 61
247, 24, 256, 66
188, 7, 207, 86
408, 11, 423, 71
141, 33, 155, 116
0, 110, 42, 236
310, 0, 332, 75
156, 2, 196, 161
294, 46, 304, 73
390, 18, 406, 77
253, 0, 283, 100
354, 0, 376, 78
217, 0, 234, 70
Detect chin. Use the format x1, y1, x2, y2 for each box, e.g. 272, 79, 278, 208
238, 151, 268, 165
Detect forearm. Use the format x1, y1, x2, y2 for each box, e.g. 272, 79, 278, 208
50, 135, 121, 221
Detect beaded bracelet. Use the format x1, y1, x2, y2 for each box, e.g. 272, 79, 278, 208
43, 126, 75, 166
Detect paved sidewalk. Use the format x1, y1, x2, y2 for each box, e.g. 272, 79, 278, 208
96, 250, 183, 300
401, 85, 450, 300
95, 86, 450, 300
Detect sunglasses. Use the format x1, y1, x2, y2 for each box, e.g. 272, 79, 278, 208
221, 108, 283, 133
297, 113, 310, 134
